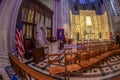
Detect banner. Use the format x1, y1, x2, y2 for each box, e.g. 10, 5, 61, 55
57, 29, 64, 40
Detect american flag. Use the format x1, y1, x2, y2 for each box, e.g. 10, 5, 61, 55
15, 13, 25, 59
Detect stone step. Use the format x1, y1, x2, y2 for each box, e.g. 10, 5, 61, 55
0, 56, 10, 67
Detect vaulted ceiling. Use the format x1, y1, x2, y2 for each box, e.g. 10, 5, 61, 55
71, 0, 105, 15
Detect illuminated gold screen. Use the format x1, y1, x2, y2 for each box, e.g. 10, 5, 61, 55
70, 10, 110, 40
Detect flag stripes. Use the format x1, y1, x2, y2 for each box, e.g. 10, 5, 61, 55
15, 13, 25, 59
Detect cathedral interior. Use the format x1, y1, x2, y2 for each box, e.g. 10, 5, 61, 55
0, 0, 120, 80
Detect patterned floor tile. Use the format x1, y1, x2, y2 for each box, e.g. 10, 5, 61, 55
83, 68, 102, 77
111, 64, 120, 71
102, 67, 113, 74
36, 62, 47, 68
100, 62, 109, 67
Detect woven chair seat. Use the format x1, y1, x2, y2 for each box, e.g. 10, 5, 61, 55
89, 58, 99, 63
80, 60, 94, 67
96, 56, 104, 60
49, 66, 65, 75
66, 64, 82, 72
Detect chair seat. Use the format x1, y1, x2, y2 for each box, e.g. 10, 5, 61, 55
66, 56, 75, 61
22, 78, 27, 80
105, 52, 112, 56
89, 58, 99, 63
66, 64, 81, 72
80, 60, 93, 67
105, 52, 111, 55
49, 66, 65, 75
101, 53, 109, 58
96, 56, 104, 60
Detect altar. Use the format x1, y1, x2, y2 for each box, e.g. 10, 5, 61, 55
44, 41, 59, 54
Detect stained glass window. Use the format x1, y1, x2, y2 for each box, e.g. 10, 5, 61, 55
110, 0, 119, 16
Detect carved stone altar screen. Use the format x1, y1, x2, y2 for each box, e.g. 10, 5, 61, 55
70, 10, 110, 40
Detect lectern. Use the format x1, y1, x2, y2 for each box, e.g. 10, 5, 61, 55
33, 47, 45, 64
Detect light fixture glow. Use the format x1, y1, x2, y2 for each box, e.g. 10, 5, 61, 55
86, 16, 92, 26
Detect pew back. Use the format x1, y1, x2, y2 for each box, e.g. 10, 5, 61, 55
8, 53, 55, 80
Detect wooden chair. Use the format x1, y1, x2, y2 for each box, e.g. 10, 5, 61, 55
64, 48, 72, 54
113, 44, 119, 50
83, 42, 89, 51
89, 50, 99, 64
77, 43, 84, 53
48, 54, 65, 79
95, 49, 105, 61
78, 51, 94, 70
64, 52, 82, 80
95, 46, 110, 64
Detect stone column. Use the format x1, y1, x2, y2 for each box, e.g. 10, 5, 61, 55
52, 0, 61, 39
0, 0, 22, 67
103, 0, 115, 35
61, 0, 70, 38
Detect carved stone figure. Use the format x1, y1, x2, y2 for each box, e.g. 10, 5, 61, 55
35, 19, 50, 48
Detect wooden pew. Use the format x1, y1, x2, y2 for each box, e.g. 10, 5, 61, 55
8, 53, 55, 80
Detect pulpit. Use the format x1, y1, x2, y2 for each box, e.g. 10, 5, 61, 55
33, 47, 45, 64
32, 41, 59, 64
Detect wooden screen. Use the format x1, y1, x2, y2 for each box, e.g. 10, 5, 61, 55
18, 0, 53, 59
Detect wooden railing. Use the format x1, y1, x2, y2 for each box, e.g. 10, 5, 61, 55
8, 53, 55, 80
